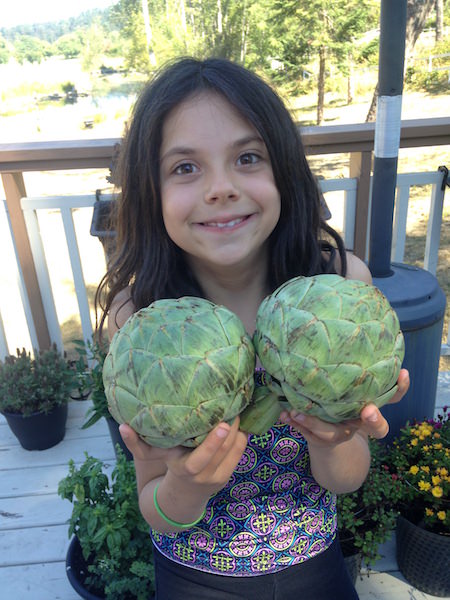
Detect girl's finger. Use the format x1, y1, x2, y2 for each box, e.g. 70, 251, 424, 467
282, 411, 357, 445
388, 368, 410, 404
183, 418, 243, 476
358, 405, 389, 439
119, 423, 171, 461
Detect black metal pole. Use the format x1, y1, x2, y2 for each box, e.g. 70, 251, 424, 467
368, 0, 407, 278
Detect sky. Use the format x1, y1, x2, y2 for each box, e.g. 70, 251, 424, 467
1, 0, 117, 29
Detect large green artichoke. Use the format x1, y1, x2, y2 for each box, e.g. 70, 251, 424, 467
252, 275, 405, 424
103, 297, 255, 448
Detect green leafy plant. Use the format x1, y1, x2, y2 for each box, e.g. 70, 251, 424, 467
337, 439, 403, 567
0, 344, 76, 416
76, 338, 110, 428
384, 408, 449, 535
69, 339, 93, 400
58, 449, 155, 599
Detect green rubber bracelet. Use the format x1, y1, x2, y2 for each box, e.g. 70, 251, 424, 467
153, 483, 206, 529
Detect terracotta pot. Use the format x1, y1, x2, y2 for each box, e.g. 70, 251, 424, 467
3, 402, 68, 450
396, 514, 450, 597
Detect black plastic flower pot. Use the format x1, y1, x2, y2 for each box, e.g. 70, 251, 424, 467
106, 416, 133, 461
396, 515, 450, 597
3, 403, 68, 450
66, 536, 156, 600
66, 536, 104, 600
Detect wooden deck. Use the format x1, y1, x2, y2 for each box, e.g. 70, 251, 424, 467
1, 372, 449, 600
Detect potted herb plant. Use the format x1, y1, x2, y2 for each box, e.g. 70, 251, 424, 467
69, 339, 93, 401
384, 408, 449, 597
58, 449, 155, 599
337, 438, 402, 582
0, 344, 76, 450
75, 338, 132, 460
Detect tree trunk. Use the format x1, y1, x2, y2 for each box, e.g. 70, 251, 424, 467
435, 0, 444, 42
141, 0, 156, 66
347, 50, 354, 105
365, 0, 435, 122
217, 0, 223, 34
180, 0, 187, 34
405, 0, 436, 59
365, 83, 378, 122
317, 46, 326, 125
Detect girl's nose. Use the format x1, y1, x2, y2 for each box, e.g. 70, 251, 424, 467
204, 170, 240, 204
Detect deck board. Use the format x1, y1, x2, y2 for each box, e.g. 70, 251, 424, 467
0, 376, 448, 599
0, 563, 80, 599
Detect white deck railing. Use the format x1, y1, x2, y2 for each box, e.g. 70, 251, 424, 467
0, 170, 448, 359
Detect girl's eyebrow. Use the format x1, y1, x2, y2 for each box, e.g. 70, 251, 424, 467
232, 134, 264, 148
160, 146, 195, 163
160, 135, 265, 163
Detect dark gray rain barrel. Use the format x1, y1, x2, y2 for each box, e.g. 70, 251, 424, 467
373, 263, 446, 441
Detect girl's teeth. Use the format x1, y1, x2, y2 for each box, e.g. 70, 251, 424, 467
207, 218, 244, 228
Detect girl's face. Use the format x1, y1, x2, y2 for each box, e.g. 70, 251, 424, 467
159, 92, 281, 277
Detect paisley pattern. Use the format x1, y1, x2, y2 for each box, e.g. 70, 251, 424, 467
151, 394, 337, 576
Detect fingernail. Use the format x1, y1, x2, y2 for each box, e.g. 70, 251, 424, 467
366, 410, 378, 422
293, 413, 305, 423
216, 426, 229, 438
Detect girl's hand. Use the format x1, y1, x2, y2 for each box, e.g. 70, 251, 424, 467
280, 368, 410, 447
120, 418, 248, 497
119, 423, 173, 462
163, 417, 248, 496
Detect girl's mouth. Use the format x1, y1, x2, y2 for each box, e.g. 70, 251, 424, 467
200, 216, 249, 229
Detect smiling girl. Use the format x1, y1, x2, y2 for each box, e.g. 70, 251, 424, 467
96, 57, 409, 600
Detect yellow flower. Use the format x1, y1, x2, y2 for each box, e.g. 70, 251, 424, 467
425, 508, 434, 516
420, 466, 430, 473
433, 443, 443, 450
437, 468, 448, 476
434, 432, 441, 439
432, 486, 443, 498
432, 475, 441, 486
418, 424, 433, 436
423, 445, 430, 452
409, 465, 419, 475
418, 480, 431, 491
437, 511, 446, 521
410, 439, 418, 447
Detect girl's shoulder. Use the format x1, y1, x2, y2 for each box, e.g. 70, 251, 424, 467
108, 286, 136, 340
334, 250, 372, 284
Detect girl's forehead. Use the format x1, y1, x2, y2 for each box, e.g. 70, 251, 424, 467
163, 91, 253, 133
160, 91, 261, 153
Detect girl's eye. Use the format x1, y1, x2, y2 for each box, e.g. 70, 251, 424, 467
237, 152, 260, 166
174, 162, 198, 175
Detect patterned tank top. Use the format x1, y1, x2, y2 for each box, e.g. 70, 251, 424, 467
151, 377, 337, 576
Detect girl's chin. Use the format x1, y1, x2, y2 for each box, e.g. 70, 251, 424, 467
189, 249, 265, 272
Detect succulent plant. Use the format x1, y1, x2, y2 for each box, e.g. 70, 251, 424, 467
103, 297, 255, 448
253, 274, 405, 425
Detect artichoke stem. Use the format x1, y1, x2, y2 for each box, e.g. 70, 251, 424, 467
239, 388, 282, 435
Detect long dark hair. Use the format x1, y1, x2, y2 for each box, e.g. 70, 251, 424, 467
95, 57, 346, 333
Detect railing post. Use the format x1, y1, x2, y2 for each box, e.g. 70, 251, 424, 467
424, 166, 447, 275
349, 150, 372, 261
1, 172, 51, 350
